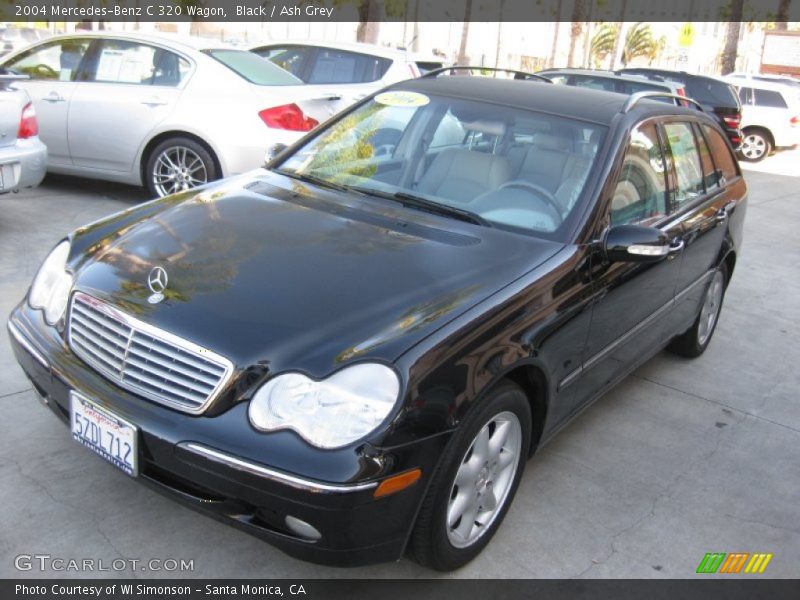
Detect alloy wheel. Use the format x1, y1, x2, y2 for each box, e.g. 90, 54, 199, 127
697, 270, 725, 346
740, 134, 767, 160
446, 410, 522, 548
152, 145, 209, 197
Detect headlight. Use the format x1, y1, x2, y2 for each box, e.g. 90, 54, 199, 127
248, 363, 400, 449
29, 241, 73, 325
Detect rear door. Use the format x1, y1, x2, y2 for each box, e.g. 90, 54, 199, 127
2, 38, 93, 165
67, 38, 186, 172
664, 120, 744, 335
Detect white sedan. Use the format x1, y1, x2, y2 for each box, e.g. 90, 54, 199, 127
1, 31, 349, 197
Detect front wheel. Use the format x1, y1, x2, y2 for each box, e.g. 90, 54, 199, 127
408, 381, 531, 571
668, 265, 727, 358
145, 137, 218, 198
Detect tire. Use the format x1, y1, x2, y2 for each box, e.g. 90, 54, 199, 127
408, 380, 531, 571
144, 136, 218, 198
738, 129, 772, 162
667, 264, 728, 358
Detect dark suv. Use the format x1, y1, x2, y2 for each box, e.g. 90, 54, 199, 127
617, 68, 743, 148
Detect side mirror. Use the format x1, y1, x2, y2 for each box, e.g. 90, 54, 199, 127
263, 143, 288, 168
604, 224, 669, 263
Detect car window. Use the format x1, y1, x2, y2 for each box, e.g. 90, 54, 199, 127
693, 123, 720, 192
753, 88, 788, 108
663, 122, 705, 209
277, 93, 606, 240
307, 48, 392, 84
738, 86, 753, 104
571, 75, 615, 92
543, 73, 569, 85
702, 124, 739, 181
4, 38, 92, 81
683, 79, 740, 108
253, 45, 311, 79
204, 49, 303, 86
610, 123, 668, 227
82, 40, 189, 86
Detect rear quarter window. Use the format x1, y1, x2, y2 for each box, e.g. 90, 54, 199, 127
204, 49, 303, 86
307, 48, 392, 84
702, 124, 740, 181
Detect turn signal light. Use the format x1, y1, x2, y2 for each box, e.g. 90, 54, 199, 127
18, 102, 38, 139
374, 468, 422, 498
259, 104, 319, 132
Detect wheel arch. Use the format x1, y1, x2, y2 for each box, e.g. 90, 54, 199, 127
138, 130, 223, 187
742, 125, 775, 149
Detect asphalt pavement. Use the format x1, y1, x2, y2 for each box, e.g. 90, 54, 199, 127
1, 152, 798, 579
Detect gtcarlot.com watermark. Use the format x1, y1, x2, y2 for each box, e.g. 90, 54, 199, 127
14, 553, 194, 573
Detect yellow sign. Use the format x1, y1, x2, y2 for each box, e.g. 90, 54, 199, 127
679, 22, 695, 48
374, 91, 430, 107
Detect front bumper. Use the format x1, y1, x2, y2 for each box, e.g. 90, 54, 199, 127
7, 303, 450, 567
0, 137, 47, 194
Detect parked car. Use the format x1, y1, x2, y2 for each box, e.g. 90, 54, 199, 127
249, 40, 420, 113
727, 72, 800, 90
0, 26, 49, 58
8, 76, 746, 570
537, 68, 688, 104
617, 68, 743, 148
722, 76, 800, 161
0, 70, 47, 195
0, 32, 348, 198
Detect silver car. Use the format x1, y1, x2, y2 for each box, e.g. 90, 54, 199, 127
1, 32, 351, 198
0, 71, 47, 195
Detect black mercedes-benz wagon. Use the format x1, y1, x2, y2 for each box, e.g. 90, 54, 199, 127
8, 74, 746, 570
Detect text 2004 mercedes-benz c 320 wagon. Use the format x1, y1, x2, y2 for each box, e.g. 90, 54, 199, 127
8, 75, 746, 570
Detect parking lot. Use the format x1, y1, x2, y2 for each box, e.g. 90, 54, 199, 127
1, 152, 799, 579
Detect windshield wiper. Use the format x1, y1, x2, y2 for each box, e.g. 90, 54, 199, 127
350, 187, 491, 227
272, 169, 352, 193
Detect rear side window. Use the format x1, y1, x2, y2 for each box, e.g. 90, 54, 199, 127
663, 122, 704, 209
702, 124, 739, 181
307, 48, 391, 84
4, 38, 92, 81
738, 87, 753, 104
693, 123, 720, 192
753, 89, 788, 108
253, 45, 311, 79
611, 123, 668, 227
205, 49, 303, 86
571, 75, 615, 92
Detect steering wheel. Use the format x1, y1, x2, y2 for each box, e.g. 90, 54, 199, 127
499, 180, 563, 220
32, 63, 58, 79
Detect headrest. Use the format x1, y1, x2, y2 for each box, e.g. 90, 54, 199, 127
532, 132, 570, 152
462, 119, 507, 137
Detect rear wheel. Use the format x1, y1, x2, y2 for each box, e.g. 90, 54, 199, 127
738, 129, 771, 162
145, 137, 218, 198
408, 381, 531, 571
668, 264, 727, 358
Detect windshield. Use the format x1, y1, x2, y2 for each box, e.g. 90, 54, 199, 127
203, 49, 303, 86
276, 90, 606, 239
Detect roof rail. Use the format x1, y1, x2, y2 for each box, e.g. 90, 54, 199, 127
622, 91, 704, 113
421, 66, 553, 83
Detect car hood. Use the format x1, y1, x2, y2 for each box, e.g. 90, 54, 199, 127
71, 173, 562, 376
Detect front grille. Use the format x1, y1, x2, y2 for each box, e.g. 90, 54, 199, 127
67, 292, 233, 413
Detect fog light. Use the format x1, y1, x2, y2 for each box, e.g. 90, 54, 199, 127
284, 515, 321, 541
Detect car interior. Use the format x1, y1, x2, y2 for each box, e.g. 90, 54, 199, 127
285, 97, 606, 235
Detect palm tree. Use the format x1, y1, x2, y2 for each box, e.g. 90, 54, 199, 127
590, 23, 617, 68
567, 0, 588, 68
548, 0, 564, 68
610, 0, 628, 69
622, 22, 658, 66
775, 0, 791, 30
457, 0, 473, 66
720, 0, 745, 74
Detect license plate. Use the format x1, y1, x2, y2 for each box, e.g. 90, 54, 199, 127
70, 392, 138, 476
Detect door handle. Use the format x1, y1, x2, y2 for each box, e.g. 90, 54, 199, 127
43, 92, 65, 103
715, 201, 736, 225
667, 238, 685, 260
141, 97, 168, 107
